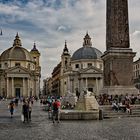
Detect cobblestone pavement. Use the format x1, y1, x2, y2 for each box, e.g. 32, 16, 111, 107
0, 100, 140, 140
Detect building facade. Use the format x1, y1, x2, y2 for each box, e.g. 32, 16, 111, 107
60, 33, 103, 96
51, 63, 61, 96
43, 33, 103, 97
133, 58, 140, 90
0, 33, 41, 98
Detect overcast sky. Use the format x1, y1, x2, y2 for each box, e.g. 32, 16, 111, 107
0, 0, 140, 87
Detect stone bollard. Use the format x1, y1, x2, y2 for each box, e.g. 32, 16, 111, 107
99, 109, 103, 120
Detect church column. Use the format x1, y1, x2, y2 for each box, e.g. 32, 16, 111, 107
71, 78, 74, 93
81, 78, 84, 92
28, 78, 30, 96
34, 78, 37, 97
23, 78, 25, 97
85, 78, 88, 90
96, 78, 99, 94
7, 78, 9, 98
67, 76, 70, 92
11, 77, 14, 97
78, 78, 81, 93
69, 77, 72, 93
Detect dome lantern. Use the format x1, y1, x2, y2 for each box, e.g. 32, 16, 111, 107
83, 32, 92, 47
13, 33, 22, 47
72, 33, 102, 61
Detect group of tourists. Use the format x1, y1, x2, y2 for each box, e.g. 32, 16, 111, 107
96, 93, 140, 114
40, 96, 61, 123
7, 93, 140, 123
8, 95, 61, 123
96, 94, 140, 105
111, 99, 132, 114
22, 98, 32, 123
8, 97, 34, 123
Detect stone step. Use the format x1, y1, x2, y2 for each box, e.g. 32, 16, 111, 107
103, 111, 140, 115
104, 114, 140, 119
101, 104, 140, 119
100, 106, 140, 111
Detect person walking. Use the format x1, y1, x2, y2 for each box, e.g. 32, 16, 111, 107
9, 101, 14, 118
52, 99, 61, 123
28, 102, 32, 121
22, 101, 29, 123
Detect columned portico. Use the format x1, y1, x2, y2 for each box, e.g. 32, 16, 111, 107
78, 73, 102, 95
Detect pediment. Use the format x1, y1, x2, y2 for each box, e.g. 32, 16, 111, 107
79, 66, 102, 74
6, 66, 30, 74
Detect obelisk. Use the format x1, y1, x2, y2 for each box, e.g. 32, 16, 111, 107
101, 0, 138, 95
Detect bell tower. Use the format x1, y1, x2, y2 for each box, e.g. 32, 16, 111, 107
61, 41, 71, 74
30, 43, 41, 72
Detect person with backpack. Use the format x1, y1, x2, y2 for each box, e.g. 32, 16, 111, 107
52, 99, 61, 123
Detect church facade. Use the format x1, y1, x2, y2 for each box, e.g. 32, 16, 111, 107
43, 33, 103, 97
60, 33, 103, 96
0, 33, 41, 98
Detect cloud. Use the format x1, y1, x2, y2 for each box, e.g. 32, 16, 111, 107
0, 0, 140, 86
132, 30, 140, 37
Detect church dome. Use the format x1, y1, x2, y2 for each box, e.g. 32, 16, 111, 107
0, 33, 34, 61
72, 47, 102, 60
71, 33, 102, 60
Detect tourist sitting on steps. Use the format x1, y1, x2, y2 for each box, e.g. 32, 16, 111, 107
125, 101, 132, 114
112, 101, 119, 112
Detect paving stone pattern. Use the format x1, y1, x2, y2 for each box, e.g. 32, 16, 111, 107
0, 100, 140, 140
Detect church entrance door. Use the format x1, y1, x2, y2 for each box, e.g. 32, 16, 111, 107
15, 88, 20, 98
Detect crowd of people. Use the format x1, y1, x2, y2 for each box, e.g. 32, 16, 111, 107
96, 94, 140, 105
96, 94, 140, 113
5, 93, 140, 123
7, 95, 61, 124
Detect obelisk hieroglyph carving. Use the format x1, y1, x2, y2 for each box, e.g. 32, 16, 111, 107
106, 0, 129, 49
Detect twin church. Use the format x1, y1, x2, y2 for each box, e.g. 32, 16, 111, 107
0, 32, 103, 98
0, 33, 41, 98
45, 33, 104, 96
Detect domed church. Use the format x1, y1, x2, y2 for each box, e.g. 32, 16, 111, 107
0, 33, 41, 98
60, 33, 103, 96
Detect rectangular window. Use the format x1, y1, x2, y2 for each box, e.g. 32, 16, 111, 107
88, 63, 92, 67
15, 63, 20, 66
75, 64, 79, 68
5, 63, 8, 68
